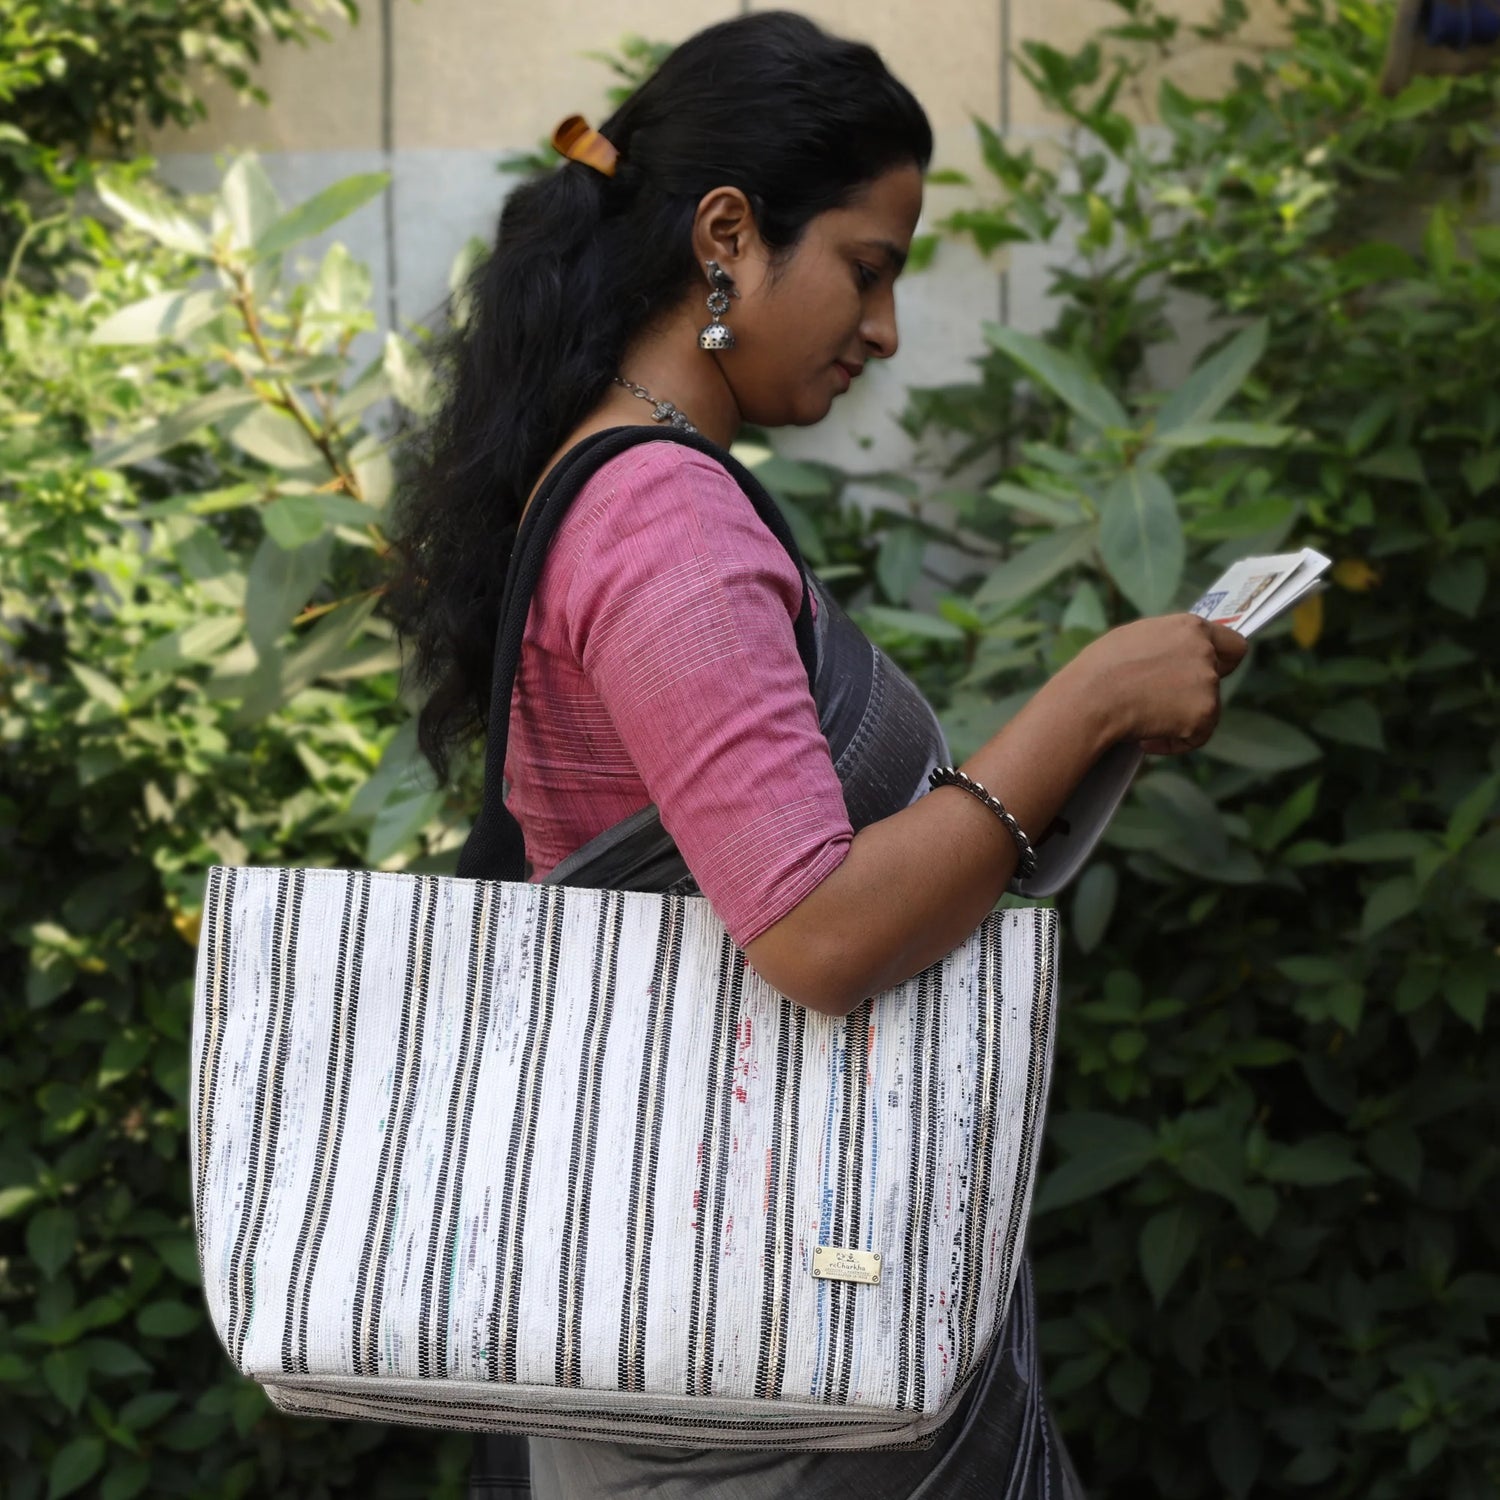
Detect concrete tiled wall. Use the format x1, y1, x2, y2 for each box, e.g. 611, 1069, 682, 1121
147, 2, 1280, 471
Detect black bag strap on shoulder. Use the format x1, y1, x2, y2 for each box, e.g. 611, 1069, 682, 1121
455, 425, 818, 884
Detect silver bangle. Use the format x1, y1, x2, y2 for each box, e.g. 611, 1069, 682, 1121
927, 766, 1039, 881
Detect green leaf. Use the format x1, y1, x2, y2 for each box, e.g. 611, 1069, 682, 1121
224, 405, 327, 472
1447, 773, 1500, 850
905, 232, 939, 272
135, 1300, 200, 1338
1366, 1124, 1423, 1192
1462, 832, 1500, 899
151, 1236, 202, 1286
47, 1436, 105, 1500
985, 482, 1082, 525
1424, 204, 1456, 277
1361, 875, 1419, 939
1071, 863, 1118, 954
1427, 555, 1485, 618
236, 593, 381, 721
306, 242, 375, 340
1311, 699, 1384, 751
97, 178, 210, 256
26, 1208, 77, 1280
89, 289, 226, 346
1202, 710, 1321, 772
97, 389, 260, 468
743, 454, 834, 498
1260, 776, 1320, 852
220, 152, 281, 250
1261, 1136, 1369, 1186
383, 331, 436, 417
1154, 322, 1266, 436
1033, 1121, 1158, 1213
262, 493, 328, 550
244, 534, 333, 656
1336, 831, 1434, 863
98, 1030, 152, 1088
858, 606, 964, 642
1139, 1205, 1198, 1305
42, 1347, 89, 1414
1098, 468, 1183, 615
0, 1185, 41, 1219
68, 661, 127, 713
1446, 957, 1491, 1029
1337, 241, 1420, 284
253, 172, 390, 259
1209, 1407, 1263, 1500
118, 1391, 179, 1429
1135, 772, 1229, 867
99, 1459, 151, 1500
974, 524, 1096, 608
136, 616, 243, 674
174, 524, 248, 609
80, 1339, 152, 1378
1356, 446, 1426, 484
875, 526, 927, 604
1105, 1357, 1150, 1417
983, 323, 1129, 432
1150, 421, 1292, 451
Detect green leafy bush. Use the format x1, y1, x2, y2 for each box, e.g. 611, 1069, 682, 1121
771, 1, 1498, 1494
0, 159, 473, 1500
1, 0, 359, 285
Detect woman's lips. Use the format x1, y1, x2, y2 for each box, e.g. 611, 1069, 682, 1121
833, 361, 855, 391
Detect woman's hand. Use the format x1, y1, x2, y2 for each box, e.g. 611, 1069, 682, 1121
1062, 614, 1248, 756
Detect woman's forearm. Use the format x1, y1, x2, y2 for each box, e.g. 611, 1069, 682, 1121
743, 658, 1121, 1014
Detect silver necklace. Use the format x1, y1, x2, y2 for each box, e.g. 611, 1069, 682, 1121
613, 376, 699, 434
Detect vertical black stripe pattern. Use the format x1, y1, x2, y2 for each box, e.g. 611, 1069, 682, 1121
897, 966, 934, 1411
618, 897, 683, 1393
754, 995, 804, 1400
832, 1003, 870, 1405
192, 865, 235, 1280
995, 913, 1056, 1324
352, 875, 436, 1376
284, 871, 370, 1374
488, 884, 563, 1383
686, 933, 743, 1397
914, 966, 944, 1413
419, 880, 500, 1378
556, 890, 623, 1387
819, 1014, 853, 1403
226, 867, 303, 1368
954, 918, 1001, 1383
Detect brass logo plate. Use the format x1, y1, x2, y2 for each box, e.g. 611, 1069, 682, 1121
811, 1245, 882, 1285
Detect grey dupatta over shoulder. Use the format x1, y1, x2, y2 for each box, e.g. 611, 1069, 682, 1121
470, 428, 1084, 1500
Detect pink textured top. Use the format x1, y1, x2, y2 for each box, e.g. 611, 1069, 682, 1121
505, 442, 854, 948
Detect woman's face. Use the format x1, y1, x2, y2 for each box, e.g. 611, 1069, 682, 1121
721, 164, 925, 429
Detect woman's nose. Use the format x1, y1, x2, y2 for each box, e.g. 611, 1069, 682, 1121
862, 292, 899, 361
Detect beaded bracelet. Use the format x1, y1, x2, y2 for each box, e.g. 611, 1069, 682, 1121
927, 766, 1040, 881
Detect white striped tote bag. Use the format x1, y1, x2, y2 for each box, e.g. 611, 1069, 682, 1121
189, 863, 1058, 1449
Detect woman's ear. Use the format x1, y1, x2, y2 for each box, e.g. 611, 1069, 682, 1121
690, 187, 762, 280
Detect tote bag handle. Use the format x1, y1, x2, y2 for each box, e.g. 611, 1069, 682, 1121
455, 426, 819, 883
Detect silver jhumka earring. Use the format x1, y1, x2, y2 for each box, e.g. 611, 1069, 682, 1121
697, 260, 738, 351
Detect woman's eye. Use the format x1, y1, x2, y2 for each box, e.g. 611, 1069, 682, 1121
855, 263, 879, 290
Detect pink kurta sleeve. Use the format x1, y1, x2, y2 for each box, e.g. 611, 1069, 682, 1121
558, 444, 852, 947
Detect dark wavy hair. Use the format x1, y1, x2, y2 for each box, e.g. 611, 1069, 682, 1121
387, 10, 933, 783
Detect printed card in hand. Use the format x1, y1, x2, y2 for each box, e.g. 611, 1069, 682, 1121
1009, 548, 1332, 898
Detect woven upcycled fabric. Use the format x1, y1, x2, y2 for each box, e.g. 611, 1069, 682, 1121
190, 865, 1057, 1449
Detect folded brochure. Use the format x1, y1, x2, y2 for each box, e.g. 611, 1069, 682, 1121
1008, 547, 1332, 899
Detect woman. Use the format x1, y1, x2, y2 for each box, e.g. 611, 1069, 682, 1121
391, 11, 1246, 1497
